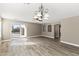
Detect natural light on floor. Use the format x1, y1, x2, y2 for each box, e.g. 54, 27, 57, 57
10, 38, 37, 46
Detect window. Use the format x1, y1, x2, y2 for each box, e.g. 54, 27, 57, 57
42, 24, 46, 32
48, 25, 52, 32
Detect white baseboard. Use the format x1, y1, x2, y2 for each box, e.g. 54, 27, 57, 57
27, 35, 42, 38
61, 41, 79, 47
27, 35, 54, 39
41, 35, 54, 39
0, 40, 11, 42
0, 35, 54, 42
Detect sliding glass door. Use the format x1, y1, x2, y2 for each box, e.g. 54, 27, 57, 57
11, 24, 27, 38
12, 24, 20, 37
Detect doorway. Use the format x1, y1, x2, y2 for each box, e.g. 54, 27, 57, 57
20, 24, 27, 37
54, 24, 61, 41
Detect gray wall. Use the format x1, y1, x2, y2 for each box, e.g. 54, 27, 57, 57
61, 16, 79, 45
27, 23, 42, 37
42, 22, 60, 38
42, 23, 54, 38
2, 19, 42, 40
0, 18, 1, 40
2, 19, 12, 40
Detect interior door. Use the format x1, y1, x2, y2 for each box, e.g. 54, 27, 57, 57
54, 24, 61, 40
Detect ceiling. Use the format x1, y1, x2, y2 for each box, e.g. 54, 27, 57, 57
0, 3, 79, 23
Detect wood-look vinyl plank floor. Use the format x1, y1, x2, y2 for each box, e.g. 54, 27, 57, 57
0, 37, 79, 56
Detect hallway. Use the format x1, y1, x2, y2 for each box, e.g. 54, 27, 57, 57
0, 37, 79, 56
